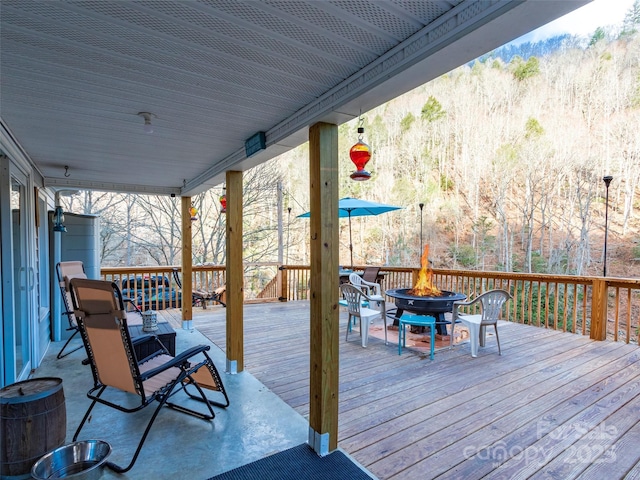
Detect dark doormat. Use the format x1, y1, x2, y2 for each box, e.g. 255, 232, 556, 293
207, 444, 376, 480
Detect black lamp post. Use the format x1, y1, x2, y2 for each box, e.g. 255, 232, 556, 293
419, 203, 424, 250
603, 175, 613, 277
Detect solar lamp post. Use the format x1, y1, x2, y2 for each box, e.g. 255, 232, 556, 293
603, 175, 613, 277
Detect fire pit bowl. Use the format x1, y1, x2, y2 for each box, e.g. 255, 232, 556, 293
386, 288, 467, 335
386, 288, 466, 313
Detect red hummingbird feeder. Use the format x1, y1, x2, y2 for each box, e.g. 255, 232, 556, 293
219, 188, 227, 213
349, 124, 371, 181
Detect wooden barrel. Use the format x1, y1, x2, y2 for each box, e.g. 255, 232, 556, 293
0, 377, 66, 479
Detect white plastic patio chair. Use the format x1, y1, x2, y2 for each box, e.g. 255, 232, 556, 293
451, 289, 512, 357
340, 284, 387, 347
348, 272, 388, 321
348, 272, 382, 297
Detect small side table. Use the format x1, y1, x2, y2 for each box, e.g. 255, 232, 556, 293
128, 322, 176, 358
398, 313, 435, 360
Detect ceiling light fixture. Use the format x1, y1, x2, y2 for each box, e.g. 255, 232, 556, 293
137, 112, 156, 134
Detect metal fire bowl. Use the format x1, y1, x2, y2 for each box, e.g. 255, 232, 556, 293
386, 288, 467, 314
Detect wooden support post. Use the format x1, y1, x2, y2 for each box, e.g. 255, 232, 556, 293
308, 122, 339, 455
226, 171, 244, 373
181, 197, 193, 329
590, 278, 608, 340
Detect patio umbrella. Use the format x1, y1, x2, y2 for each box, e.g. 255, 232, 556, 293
298, 197, 402, 269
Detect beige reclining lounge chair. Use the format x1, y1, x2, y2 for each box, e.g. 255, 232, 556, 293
55, 261, 88, 358
69, 278, 229, 473
56, 261, 143, 359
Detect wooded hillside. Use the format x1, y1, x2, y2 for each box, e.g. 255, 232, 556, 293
279, 31, 640, 277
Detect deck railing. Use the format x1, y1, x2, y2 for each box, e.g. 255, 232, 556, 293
101, 264, 640, 345
100, 265, 226, 311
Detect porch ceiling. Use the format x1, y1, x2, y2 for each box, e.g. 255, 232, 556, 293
0, 0, 588, 196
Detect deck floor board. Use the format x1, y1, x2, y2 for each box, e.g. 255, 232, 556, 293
162, 301, 640, 479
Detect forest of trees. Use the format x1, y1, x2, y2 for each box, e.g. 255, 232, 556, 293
62, 6, 640, 279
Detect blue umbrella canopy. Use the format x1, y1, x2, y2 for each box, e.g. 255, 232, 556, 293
298, 197, 402, 268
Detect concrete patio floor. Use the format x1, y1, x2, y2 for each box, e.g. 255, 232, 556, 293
33, 325, 371, 479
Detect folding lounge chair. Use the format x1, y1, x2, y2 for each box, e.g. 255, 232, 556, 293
55, 261, 87, 358
172, 267, 226, 308
69, 278, 230, 473
56, 261, 144, 359
361, 266, 381, 283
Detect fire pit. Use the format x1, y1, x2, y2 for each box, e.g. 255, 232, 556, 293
386, 288, 466, 335
387, 245, 466, 335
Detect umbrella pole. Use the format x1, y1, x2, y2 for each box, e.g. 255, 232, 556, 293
349, 211, 353, 270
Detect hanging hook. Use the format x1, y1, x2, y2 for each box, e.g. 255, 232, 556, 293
64, 165, 70, 177
357, 110, 364, 141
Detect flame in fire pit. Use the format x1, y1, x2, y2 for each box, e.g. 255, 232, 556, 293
408, 245, 442, 297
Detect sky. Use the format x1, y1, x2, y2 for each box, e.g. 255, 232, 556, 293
512, 0, 635, 44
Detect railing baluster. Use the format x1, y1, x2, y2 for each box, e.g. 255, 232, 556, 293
614, 287, 621, 342
561, 282, 567, 332
626, 288, 631, 344
582, 285, 588, 336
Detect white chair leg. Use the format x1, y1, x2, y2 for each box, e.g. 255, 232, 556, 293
462, 320, 480, 357
479, 325, 487, 347
398, 323, 405, 355
361, 317, 371, 347
449, 319, 456, 349
345, 314, 352, 342
370, 299, 387, 346
382, 312, 388, 346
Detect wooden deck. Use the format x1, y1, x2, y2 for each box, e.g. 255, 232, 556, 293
162, 302, 640, 479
